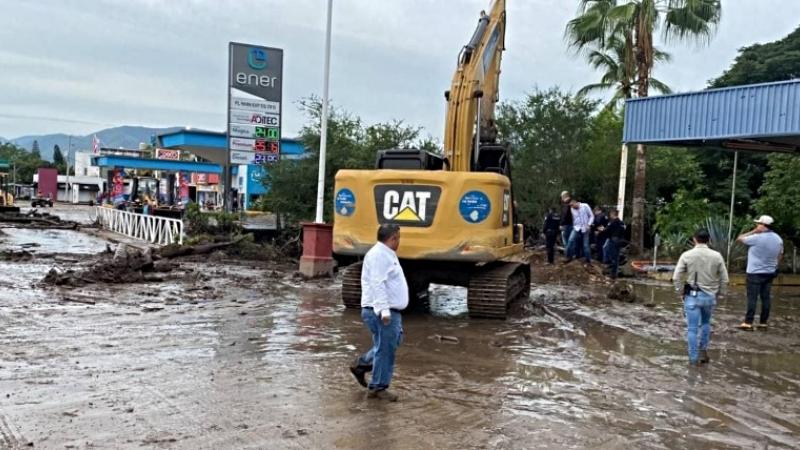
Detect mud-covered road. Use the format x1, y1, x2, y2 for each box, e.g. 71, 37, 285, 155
1, 214, 799, 449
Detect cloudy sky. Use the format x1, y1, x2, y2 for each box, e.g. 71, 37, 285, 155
1, 0, 799, 140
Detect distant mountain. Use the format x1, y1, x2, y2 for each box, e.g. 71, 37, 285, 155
8, 126, 183, 161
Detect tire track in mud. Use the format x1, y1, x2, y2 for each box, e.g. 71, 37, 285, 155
0, 409, 25, 449
685, 395, 800, 448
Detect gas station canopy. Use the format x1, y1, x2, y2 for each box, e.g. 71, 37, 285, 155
157, 128, 307, 164
623, 79, 800, 154
92, 155, 222, 173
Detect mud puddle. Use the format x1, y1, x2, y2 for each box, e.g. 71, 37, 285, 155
0, 231, 799, 449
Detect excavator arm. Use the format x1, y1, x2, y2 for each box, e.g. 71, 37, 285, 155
443, 0, 506, 173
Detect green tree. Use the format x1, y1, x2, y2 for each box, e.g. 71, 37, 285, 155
498, 88, 703, 233
755, 154, 800, 244
53, 144, 66, 173
31, 140, 41, 159
577, 35, 672, 108
0, 142, 51, 185
498, 88, 610, 224
261, 98, 435, 224
566, 0, 722, 253
711, 25, 800, 87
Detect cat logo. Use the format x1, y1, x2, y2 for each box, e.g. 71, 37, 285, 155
374, 185, 441, 227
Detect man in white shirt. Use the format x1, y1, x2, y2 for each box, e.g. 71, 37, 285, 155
349, 224, 408, 401
566, 198, 594, 264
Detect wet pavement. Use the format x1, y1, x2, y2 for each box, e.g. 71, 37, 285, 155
1, 221, 799, 449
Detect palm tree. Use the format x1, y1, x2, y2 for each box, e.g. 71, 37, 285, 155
577, 35, 673, 108
566, 0, 721, 253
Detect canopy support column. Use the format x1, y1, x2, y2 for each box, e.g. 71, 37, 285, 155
726, 151, 739, 268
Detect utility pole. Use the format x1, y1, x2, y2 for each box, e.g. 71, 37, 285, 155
314, 0, 333, 223
299, 0, 336, 279
66, 135, 72, 204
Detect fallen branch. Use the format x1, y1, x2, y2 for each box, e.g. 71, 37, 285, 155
159, 235, 247, 259
540, 303, 571, 327
61, 296, 96, 305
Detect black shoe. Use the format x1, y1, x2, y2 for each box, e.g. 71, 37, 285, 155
349, 358, 371, 388
699, 350, 710, 364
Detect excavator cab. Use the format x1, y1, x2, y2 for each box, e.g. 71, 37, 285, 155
375, 149, 445, 171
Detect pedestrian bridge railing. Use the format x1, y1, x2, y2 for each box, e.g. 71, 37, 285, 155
94, 207, 183, 245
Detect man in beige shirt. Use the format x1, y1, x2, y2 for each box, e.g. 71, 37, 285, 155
672, 229, 729, 366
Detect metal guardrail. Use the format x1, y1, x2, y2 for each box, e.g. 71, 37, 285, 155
94, 207, 183, 245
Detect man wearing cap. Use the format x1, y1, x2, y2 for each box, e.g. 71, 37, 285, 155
737, 215, 784, 330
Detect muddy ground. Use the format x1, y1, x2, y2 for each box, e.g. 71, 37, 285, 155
1, 206, 799, 449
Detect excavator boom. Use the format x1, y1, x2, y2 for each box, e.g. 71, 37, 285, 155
443, 0, 506, 173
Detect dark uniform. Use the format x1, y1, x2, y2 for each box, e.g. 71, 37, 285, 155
603, 217, 626, 278
592, 211, 609, 261
559, 201, 573, 250
543, 211, 561, 264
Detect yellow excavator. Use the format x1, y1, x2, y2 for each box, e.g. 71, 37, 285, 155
0, 164, 17, 212
333, 0, 529, 318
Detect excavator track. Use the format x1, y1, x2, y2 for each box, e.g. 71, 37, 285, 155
467, 262, 530, 319
341, 262, 363, 309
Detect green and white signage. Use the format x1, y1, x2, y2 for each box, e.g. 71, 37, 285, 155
228, 42, 283, 165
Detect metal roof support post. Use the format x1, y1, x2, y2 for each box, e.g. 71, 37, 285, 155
616, 144, 629, 220
726, 151, 739, 268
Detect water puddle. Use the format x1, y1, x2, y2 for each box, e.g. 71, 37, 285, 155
1, 228, 108, 254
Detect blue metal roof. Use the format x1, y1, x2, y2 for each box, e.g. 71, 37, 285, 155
92, 155, 222, 173
623, 79, 800, 152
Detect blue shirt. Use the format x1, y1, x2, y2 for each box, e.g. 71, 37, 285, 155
742, 231, 783, 274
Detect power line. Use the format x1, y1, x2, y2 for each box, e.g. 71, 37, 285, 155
0, 113, 116, 127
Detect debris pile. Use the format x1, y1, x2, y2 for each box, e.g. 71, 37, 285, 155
41, 238, 243, 287
0, 249, 34, 261
532, 258, 610, 285
0, 209, 81, 229
606, 281, 637, 303
43, 244, 159, 286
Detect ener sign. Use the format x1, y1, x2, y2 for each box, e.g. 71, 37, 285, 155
228, 42, 283, 165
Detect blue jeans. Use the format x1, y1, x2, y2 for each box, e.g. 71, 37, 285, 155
567, 229, 591, 263
745, 273, 776, 324
684, 291, 715, 363
604, 240, 620, 278
560, 225, 572, 255
358, 307, 402, 390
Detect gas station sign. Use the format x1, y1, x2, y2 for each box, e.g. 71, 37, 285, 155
228, 42, 283, 165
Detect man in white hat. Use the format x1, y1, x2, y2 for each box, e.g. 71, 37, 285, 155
736, 215, 783, 330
